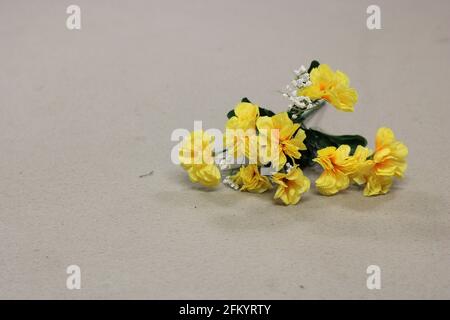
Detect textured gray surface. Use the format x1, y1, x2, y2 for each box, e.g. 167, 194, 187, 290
0, 0, 449, 299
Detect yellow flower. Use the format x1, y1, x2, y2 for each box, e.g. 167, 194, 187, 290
364, 175, 393, 196
372, 127, 408, 178
298, 64, 358, 112
350, 145, 373, 185
272, 166, 310, 205
179, 131, 221, 187
256, 112, 306, 169
231, 164, 272, 193
225, 102, 259, 159
314, 145, 357, 195
362, 127, 408, 196
226, 102, 259, 131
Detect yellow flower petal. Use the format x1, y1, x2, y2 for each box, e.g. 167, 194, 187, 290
363, 174, 393, 196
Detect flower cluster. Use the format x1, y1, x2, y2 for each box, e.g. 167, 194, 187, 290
313, 127, 408, 196
178, 61, 408, 205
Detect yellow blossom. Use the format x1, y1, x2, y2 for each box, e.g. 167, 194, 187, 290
256, 112, 306, 169
231, 164, 272, 193
314, 145, 357, 195
298, 64, 358, 112
179, 131, 221, 187
364, 175, 393, 196
225, 102, 259, 159
362, 127, 408, 196
226, 102, 259, 131
372, 127, 408, 178
350, 145, 373, 185
272, 166, 310, 205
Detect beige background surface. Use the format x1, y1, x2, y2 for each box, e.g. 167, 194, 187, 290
0, 0, 449, 299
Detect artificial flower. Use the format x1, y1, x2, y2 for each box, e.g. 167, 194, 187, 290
364, 175, 393, 196
256, 112, 306, 169
272, 166, 310, 205
177, 60, 409, 205
298, 64, 358, 112
179, 131, 221, 187
231, 164, 272, 193
350, 145, 373, 185
314, 145, 357, 195
185, 164, 221, 187
372, 127, 408, 178
225, 102, 260, 159
226, 102, 259, 131
362, 127, 408, 196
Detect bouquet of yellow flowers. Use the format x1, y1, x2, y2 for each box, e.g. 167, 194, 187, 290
178, 61, 408, 205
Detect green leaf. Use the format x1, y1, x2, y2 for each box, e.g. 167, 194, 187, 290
326, 134, 367, 152
308, 60, 320, 73
258, 107, 275, 117
226, 97, 275, 119
226, 109, 236, 119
